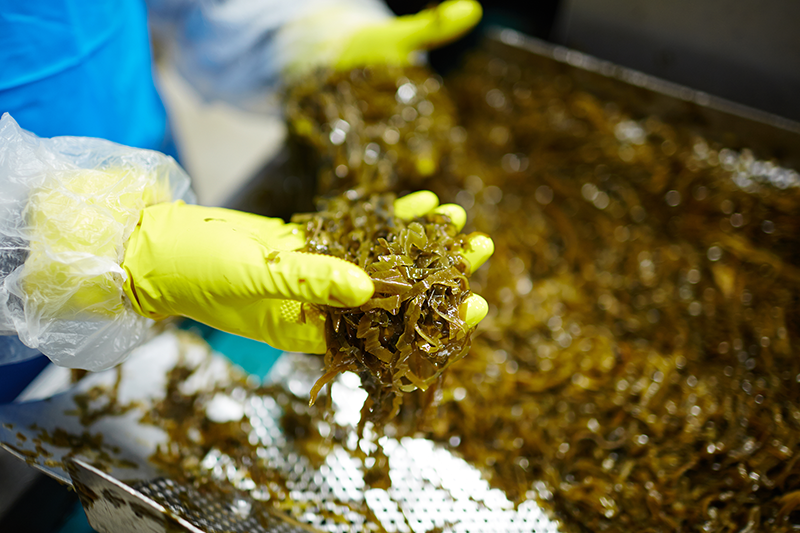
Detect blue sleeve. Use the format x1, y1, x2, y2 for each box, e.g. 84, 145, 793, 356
0, 0, 169, 152
0, 342, 49, 404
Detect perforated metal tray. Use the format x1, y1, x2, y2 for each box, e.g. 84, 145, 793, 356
0, 331, 561, 532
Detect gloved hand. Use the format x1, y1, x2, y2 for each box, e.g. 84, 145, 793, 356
121, 191, 493, 354
335, 0, 483, 70
282, 0, 482, 79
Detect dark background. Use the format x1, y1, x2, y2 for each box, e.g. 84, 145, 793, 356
387, 0, 800, 123
386, 0, 561, 74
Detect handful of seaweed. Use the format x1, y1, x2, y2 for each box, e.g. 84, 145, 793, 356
292, 192, 473, 428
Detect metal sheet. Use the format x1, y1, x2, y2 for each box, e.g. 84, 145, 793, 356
0, 330, 560, 532
67, 458, 317, 533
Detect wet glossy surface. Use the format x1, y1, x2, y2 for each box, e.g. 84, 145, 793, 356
285, 49, 800, 531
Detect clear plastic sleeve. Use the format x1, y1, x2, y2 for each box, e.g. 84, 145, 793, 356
0, 113, 195, 370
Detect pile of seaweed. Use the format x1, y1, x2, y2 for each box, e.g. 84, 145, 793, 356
286, 53, 800, 532
284, 65, 460, 196
291, 192, 472, 430
133, 51, 800, 532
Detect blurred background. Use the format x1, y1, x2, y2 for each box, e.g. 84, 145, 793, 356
161, 0, 800, 207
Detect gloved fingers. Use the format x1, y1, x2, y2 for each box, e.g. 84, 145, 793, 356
394, 0, 483, 53
184, 207, 372, 306
258, 300, 327, 354
265, 251, 374, 308
393, 191, 492, 271
122, 202, 373, 321
249, 293, 485, 353
393, 192, 466, 230
463, 233, 494, 273
459, 293, 488, 329
336, 0, 481, 69
182, 298, 328, 355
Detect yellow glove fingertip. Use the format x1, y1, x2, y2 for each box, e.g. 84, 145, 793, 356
433, 203, 467, 231
332, 261, 375, 307
464, 233, 494, 273
394, 190, 440, 220
334, 0, 482, 71
268, 251, 375, 308
406, 0, 483, 51
460, 293, 488, 329
437, 0, 483, 37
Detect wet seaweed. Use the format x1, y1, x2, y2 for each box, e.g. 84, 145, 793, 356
285, 54, 800, 532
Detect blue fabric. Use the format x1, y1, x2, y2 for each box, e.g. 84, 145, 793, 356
0, 337, 48, 403
0, 335, 42, 365
0, 351, 50, 404
0, 0, 169, 151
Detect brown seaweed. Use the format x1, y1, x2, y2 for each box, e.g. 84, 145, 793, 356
132, 51, 800, 533
285, 54, 800, 532
285, 65, 460, 196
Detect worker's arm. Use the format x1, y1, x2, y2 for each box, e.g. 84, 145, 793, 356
0, 113, 194, 370
0, 114, 492, 371
146, 0, 481, 108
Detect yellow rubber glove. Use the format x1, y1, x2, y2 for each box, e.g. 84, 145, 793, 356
335, 0, 483, 70
121, 191, 493, 355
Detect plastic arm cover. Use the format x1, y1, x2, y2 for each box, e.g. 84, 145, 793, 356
147, 0, 391, 109
0, 114, 195, 370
